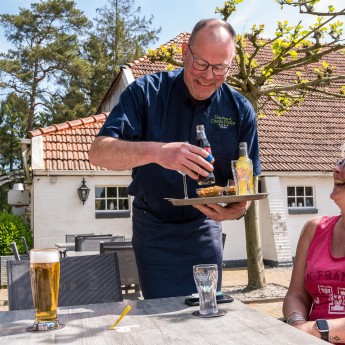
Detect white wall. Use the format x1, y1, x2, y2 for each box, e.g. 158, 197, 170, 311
32, 174, 133, 248
222, 219, 247, 262
31, 172, 249, 261
279, 175, 339, 257
224, 174, 339, 265
32, 172, 338, 265
98, 68, 134, 113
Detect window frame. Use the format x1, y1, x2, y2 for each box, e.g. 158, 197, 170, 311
94, 185, 131, 219
287, 185, 318, 215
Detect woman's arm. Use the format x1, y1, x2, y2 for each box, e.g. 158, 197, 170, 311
283, 218, 317, 323
283, 217, 345, 343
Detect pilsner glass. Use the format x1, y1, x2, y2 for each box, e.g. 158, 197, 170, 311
27, 248, 62, 332
193, 264, 218, 315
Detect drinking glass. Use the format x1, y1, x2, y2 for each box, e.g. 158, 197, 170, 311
193, 264, 218, 315
26, 248, 63, 332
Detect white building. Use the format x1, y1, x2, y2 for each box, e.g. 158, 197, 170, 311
20, 33, 344, 267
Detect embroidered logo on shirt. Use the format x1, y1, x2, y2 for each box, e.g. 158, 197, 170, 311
210, 115, 236, 129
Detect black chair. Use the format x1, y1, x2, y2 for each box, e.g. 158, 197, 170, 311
75, 235, 125, 252
100, 241, 140, 293
61, 233, 96, 257
65, 233, 95, 243
6, 252, 123, 311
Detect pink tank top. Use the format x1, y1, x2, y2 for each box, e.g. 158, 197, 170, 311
305, 215, 345, 321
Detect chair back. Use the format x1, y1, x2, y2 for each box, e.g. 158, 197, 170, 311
7, 259, 30, 309
10, 242, 21, 261
21, 237, 30, 259
7, 252, 123, 311
65, 233, 95, 243
100, 241, 140, 292
75, 235, 125, 251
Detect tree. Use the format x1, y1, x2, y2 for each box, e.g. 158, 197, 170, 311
0, 212, 32, 256
0, 0, 92, 132
82, 0, 162, 113
0, 93, 28, 211
0, 93, 28, 171
148, 0, 345, 289
0, 0, 161, 196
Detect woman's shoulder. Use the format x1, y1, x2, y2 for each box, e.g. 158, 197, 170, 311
300, 216, 338, 244
299, 216, 322, 245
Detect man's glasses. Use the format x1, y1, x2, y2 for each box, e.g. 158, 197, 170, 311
187, 44, 231, 76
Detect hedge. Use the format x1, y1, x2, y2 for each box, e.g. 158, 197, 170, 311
0, 212, 33, 256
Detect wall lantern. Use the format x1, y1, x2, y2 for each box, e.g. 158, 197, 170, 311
77, 178, 90, 205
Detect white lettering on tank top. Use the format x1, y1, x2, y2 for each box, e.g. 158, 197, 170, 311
316, 285, 345, 314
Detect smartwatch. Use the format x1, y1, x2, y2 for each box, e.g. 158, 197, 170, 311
315, 319, 329, 341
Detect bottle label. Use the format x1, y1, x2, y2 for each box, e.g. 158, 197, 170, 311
204, 146, 212, 154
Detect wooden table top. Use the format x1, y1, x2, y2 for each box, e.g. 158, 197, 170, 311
0, 297, 324, 344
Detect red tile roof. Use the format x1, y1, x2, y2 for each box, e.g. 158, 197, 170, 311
28, 32, 345, 173
28, 113, 109, 171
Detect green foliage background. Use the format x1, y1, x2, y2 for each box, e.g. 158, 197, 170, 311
0, 212, 32, 256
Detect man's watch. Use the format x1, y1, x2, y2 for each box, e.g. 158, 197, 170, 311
315, 319, 329, 341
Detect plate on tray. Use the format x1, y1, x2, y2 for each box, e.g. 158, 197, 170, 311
165, 193, 268, 206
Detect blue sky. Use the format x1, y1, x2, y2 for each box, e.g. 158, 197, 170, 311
0, 0, 343, 51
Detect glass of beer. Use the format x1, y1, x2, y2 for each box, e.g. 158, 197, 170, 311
27, 248, 63, 332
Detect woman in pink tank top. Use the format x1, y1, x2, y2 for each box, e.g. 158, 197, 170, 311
283, 156, 345, 344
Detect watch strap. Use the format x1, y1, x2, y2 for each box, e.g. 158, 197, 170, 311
320, 330, 329, 342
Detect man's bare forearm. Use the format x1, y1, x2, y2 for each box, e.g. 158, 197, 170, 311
88, 136, 160, 171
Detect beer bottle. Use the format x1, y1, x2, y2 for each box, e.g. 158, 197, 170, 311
196, 125, 216, 186
236, 142, 254, 194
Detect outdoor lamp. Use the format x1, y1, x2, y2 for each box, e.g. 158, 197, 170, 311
77, 178, 90, 205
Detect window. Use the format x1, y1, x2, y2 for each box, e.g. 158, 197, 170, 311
95, 186, 130, 218
287, 186, 317, 214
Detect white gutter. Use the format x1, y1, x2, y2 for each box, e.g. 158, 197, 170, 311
32, 170, 132, 177
260, 171, 332, 177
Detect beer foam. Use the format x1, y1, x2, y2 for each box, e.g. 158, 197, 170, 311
30, 249, 59, 263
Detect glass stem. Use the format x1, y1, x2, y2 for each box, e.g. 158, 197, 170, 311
183, 174, 188, 199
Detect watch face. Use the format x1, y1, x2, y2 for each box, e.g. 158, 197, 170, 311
316, 319, 329, 331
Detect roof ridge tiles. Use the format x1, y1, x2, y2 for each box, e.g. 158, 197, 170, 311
126, 32, 189, 68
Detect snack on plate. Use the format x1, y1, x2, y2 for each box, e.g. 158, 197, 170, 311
223, 185, 237, 196
196, 186, 225, 198
196, 185, 237, 198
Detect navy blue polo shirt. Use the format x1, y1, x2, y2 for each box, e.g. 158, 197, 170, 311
97, 68, 261, 222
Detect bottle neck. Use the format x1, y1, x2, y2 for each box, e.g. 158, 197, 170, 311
196, 127, 206, 140
196, 131, 206, 140
196, 126, 210, 148
239, 147, 248, 159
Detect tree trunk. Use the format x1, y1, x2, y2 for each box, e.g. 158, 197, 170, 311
244, 175, 266, 289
